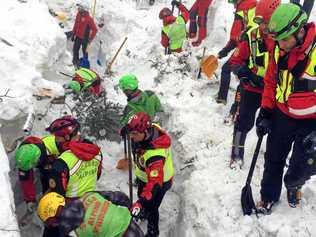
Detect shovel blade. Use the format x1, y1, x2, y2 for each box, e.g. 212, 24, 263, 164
241, 184, 256, 215
116, 158, 129, 170
201, 55, 218, 79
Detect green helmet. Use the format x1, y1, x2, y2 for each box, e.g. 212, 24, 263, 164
15, 144, 41, 171
68, 81, 81, 93
268, 3, 307, 41
228, 0, 238, 4
118, 74, 138, 91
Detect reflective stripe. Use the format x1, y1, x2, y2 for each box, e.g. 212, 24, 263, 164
274, 44, 316, 104
289, 105, 316, 116
246, 26, 268, 77
69, 160, 82, 176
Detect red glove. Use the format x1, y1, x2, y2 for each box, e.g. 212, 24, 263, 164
130, 201, 142, 219
192, 40, 201, 47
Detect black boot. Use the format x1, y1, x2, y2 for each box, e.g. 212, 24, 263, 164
230, 130, 247, 169
145, 223, 159, 237
287, 186, 302, 208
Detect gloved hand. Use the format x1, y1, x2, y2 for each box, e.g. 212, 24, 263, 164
192, 40, 202, 47
303, 131, 316, 155
130, 201, 142, 219
218, 48, 229, 59
171, 0, 181, 7
256, 108, 273, 137
26, 201, 36, 214
71, 34, 75, 42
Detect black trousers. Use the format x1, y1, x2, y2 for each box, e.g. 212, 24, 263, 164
217, 59, 232, 102
260, 108, 316, 202
137, 179, 172, 235
234, 86, 261, 133
72, 37, 89, 66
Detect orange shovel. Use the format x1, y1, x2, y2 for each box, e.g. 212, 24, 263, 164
201, 55, 219, 79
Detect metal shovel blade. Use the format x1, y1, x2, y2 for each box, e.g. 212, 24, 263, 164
241, 183, 256, 215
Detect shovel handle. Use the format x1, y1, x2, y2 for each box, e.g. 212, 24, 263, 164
245, 136, 263, 185
106, 37, 128, 74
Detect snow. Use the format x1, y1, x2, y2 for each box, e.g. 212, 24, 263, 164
0, 0, 315, 236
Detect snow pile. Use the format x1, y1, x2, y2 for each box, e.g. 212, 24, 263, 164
0, 0, 65, 120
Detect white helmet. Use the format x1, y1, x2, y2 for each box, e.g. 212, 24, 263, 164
76, 0, 90, 11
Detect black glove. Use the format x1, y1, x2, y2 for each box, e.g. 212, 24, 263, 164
218, 48, 229, 59
71, 34, 75, 42
256, 108, 273, 137
171, 0, 181, 7
236, 66, 264, 88
303, 131, 316, 155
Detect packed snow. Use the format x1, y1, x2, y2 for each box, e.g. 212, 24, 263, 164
0, 0, 315, 237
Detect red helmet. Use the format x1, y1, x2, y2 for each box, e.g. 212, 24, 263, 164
127, 112, 151, 133
255, 0, 281, 23
159, 7, 172, 19
46, 115, 80, 138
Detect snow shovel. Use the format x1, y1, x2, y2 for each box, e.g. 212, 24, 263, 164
116, 133, 129, 170
201, 55, 218, 79
105, 37, 128, 75
241, 136, 263, 215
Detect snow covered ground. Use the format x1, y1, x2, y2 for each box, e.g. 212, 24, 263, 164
0, 0, 315, 236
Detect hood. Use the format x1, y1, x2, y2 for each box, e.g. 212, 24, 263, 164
150, 125, 171, 149
69, 141, 100, 161
163, 15, 176, 26
288, 23, 315, 70
236, 0, 256, 11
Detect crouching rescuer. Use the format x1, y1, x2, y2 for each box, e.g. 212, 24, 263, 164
37, 191, 145, 237
128, 112, 174, 237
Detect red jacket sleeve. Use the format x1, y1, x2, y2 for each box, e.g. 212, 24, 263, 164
19, 169, 36, 202
139, 159, 164, 202
261, 56, 277, 110
179, 4, 190, 23
229, 40, 250, 69
227, 16, 244, 47
161, 31, 169, 48
88, 16, 98, 41
72, 13, 80, 36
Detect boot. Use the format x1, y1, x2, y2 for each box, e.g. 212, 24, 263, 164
256, 200, 274, 215
230, 131, 247, 169
287, 186, 302, 208
145, 223, 159, 237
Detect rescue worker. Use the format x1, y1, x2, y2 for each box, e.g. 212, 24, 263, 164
256, 3, 316, 214
71, 0, 97, 68
43, 115, 103, 236
216, 0, 257, 105
188, 0, 214, 47
119, 74, 162, 129
128, 112, 174, 237
14, 135, 61, 226
159, 1, 189, 53
66, 67, 103, 96
228, 0, 280, 168
37, 191, 144, 237
118, 74, 162, 170
44, 115, 103, 198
